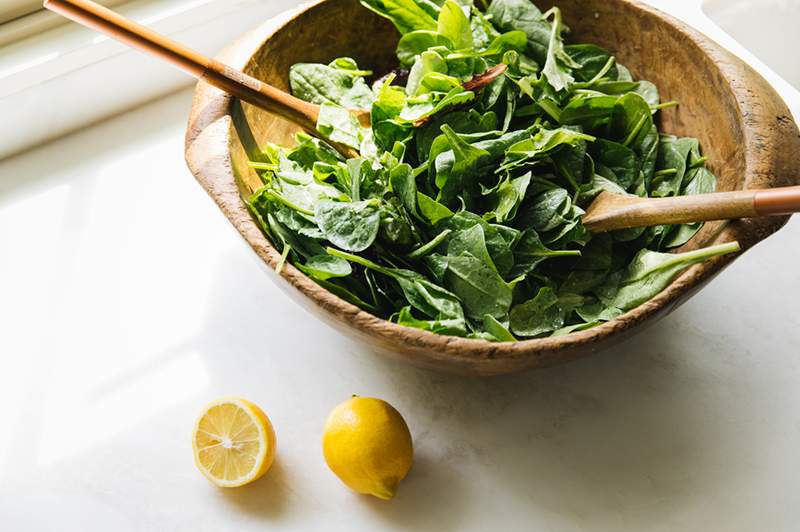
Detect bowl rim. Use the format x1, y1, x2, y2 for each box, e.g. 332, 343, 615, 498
185, 0, 800, 371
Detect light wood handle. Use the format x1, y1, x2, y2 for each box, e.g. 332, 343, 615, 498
583, 186, 800, 232
43, 0, 321, 132
754, 186, 800, 215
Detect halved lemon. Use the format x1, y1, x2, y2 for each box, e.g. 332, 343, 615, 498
192, 397, 276, 487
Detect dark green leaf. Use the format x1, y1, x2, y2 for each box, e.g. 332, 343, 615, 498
359, 0, 438, 34
315, 200, 381, 252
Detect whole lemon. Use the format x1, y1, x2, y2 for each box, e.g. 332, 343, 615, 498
322, 396, 413, 499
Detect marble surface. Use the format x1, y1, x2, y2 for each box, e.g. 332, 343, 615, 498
2, 3, 800, 531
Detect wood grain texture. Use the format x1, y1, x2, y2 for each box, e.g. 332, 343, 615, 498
185, 0, 800, 375
582, 190, 757, 232
583, 185, 800, 232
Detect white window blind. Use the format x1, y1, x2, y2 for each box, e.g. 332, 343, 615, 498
0, 1, 41, 25
0, 0, 303, 159
0, 0, 128, 45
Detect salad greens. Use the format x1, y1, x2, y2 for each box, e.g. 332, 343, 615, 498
246, 0, 739, 342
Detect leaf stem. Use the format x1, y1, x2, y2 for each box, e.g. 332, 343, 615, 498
266, 190, 315, 216
276, 244, 291, 275
622, 113, 649, 147
248, 161, 278, 170
587, 56, 616, 86
653, 168, 678, 177
327, 247, 388, 274
537, 99, 562, 123
406, 229, 452, 259
651, 101, 679, 110
659, 241, 740, 271
689, 156, 709, 169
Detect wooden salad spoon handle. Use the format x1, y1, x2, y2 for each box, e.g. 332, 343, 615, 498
582, 186, 800, 232
44, 0, 338, 143
44, 0, 506, 158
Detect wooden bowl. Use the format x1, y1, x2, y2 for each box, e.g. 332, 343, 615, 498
185, 0, 800, 375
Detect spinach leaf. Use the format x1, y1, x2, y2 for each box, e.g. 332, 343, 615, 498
289, 61, 374, 108
509, 287, 577, 337
486, 0, 550, 63
315, 200, 381, 252
560, 94, 617, 129
661, 166, 717, 248
483, 314, 517, 341
397, 31, 454, 66
651, 135, 698, 197
488, 171, 531, 222
435, 124, 491, 204
392, 306, 468, 336
511, 228, 581, 276
437, 0, 473, 50
589, 138, 637, 190
316, 103, 362, 149
444, 211, 516, 276
540, 8, 577, 92
389, 163, 418, 215
297, 254, 353, 280
609, 92, 654, 149
329, 248, 465, 320
360, 0, 438, 34
444, 251, 514, 319
417, 192, 455, 224
610, 241, 740, 310
480, 31, 528, 57
564, 44, 618, 82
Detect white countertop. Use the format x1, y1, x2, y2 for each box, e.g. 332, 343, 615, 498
2, 3, 800, 531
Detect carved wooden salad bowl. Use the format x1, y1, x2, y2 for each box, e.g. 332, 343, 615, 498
185, 0, 800, 375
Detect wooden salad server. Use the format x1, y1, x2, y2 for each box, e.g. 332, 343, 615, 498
43, 0, 505, 158
582, 186, 800, 232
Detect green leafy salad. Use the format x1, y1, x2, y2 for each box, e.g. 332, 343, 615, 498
246, 0, 740, 341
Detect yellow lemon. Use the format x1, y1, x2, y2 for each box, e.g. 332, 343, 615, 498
322, 396, 413, 500
192, 397, 276, 488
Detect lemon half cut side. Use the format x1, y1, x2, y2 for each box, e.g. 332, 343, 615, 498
192, 397, 276, 488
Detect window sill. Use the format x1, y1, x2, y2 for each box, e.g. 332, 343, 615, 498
0, 0, 303, 160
